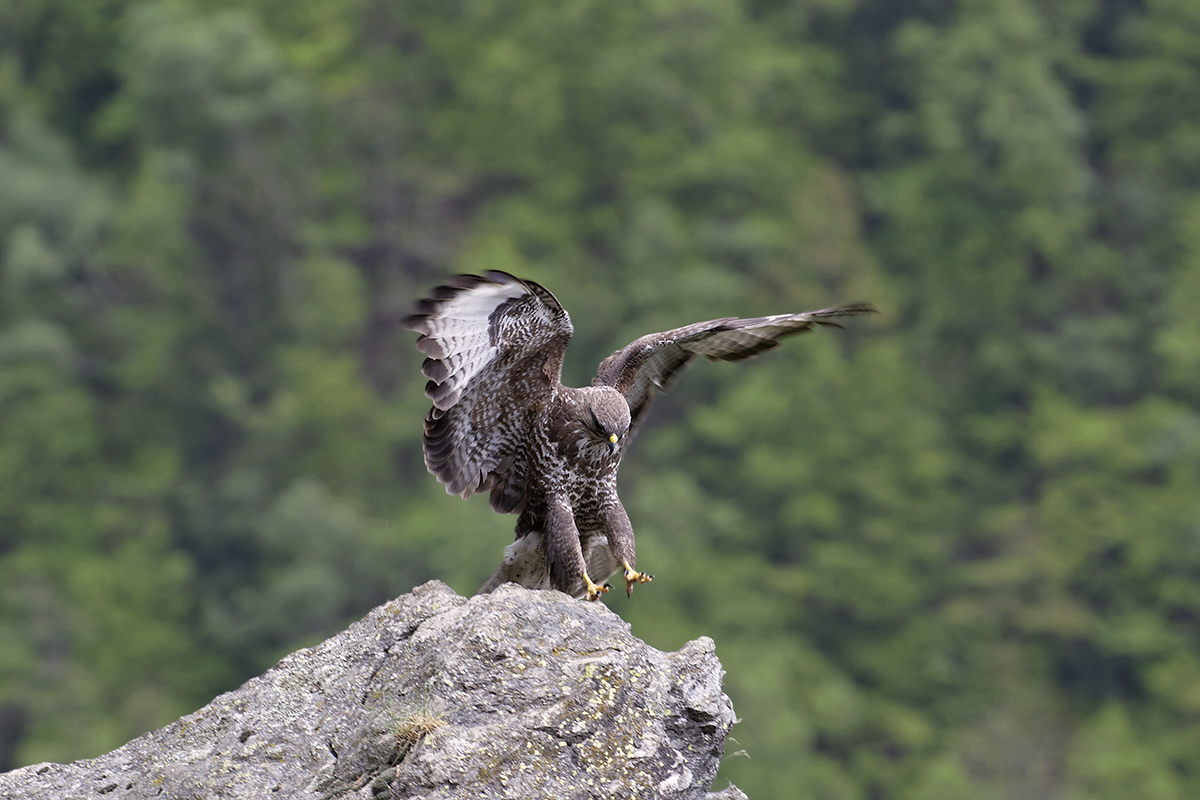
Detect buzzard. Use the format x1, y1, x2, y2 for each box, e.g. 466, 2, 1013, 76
404, 271, 875, 601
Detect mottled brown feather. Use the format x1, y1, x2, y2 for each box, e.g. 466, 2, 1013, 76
402, 271, 572, 506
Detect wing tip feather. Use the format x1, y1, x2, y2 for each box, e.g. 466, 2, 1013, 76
820, 300, 878, 317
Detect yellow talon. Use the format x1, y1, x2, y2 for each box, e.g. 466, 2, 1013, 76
583, 573, 610, 602
623, 561, 654, 597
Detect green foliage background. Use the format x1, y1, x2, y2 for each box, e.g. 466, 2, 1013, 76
2, 1, 1200, 797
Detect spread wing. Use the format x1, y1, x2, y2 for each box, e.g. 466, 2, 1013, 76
403, 271, 573, 511
593, 302, 877, 433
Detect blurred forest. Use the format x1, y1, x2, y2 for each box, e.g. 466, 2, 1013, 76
2, 0, 1199, 797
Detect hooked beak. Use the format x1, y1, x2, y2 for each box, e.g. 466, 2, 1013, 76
608, 433, 620, 455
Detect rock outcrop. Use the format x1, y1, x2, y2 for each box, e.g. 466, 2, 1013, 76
0, 581, 744, 799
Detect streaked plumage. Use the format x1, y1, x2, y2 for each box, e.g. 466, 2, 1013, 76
404, 271, 875, 600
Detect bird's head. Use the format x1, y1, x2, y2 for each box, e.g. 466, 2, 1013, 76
581, 388, 631, 459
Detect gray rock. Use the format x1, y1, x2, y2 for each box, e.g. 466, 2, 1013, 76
0, 581, 743, 799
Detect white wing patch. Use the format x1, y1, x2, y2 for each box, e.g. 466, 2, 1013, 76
404, 271, 573, 506
410, 279, 530, 410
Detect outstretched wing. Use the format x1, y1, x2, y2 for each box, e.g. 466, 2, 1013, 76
403, 271, 573, 511
593, 302, 876, 433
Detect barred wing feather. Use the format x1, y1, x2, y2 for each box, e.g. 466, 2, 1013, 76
403, 271, 573, 510
594, 302, 876, 432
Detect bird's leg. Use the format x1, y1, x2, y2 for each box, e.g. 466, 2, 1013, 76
622, 561, 653, 597
545, 499, 610, 600
597, 498, 652, 598
583, 572, 611, 602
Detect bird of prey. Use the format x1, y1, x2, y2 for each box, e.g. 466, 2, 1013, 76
404, 271, 875, 601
